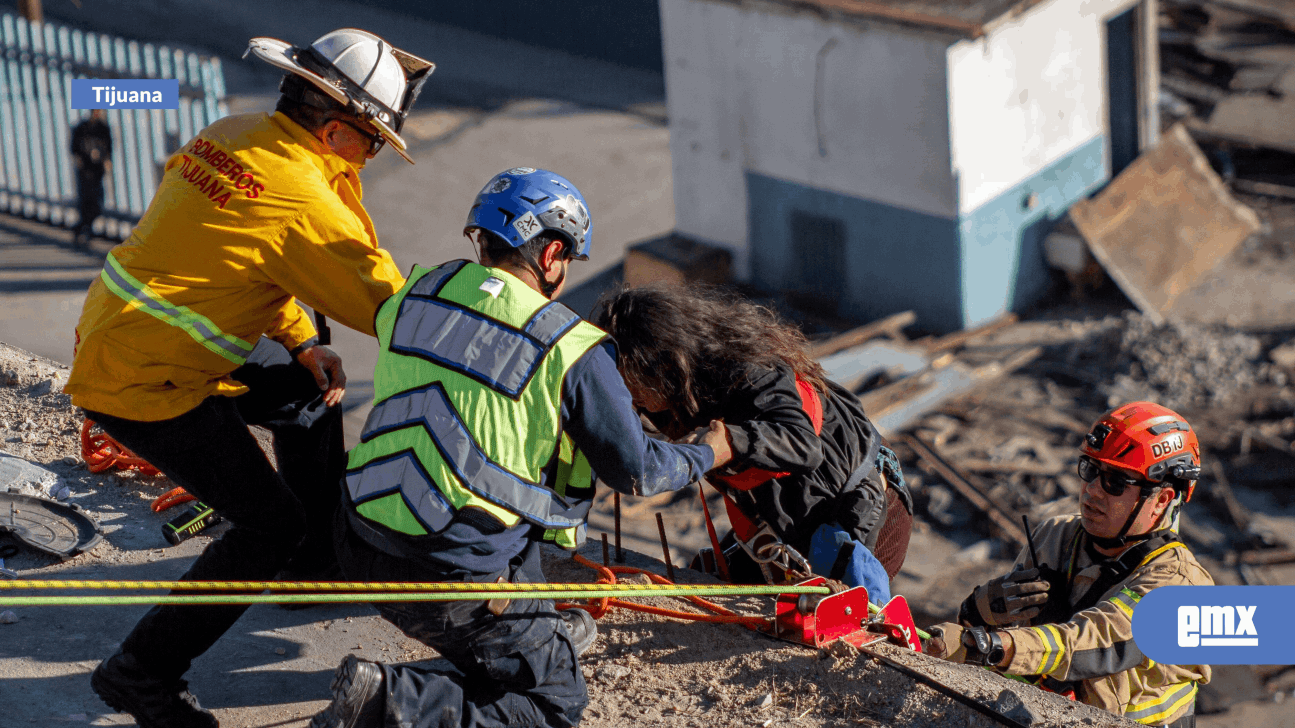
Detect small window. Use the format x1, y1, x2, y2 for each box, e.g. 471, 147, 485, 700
787, 210, 846, 315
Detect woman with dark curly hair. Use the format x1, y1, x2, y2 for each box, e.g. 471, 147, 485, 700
593, 284, 912, 599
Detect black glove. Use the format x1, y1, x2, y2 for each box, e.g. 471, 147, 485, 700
960, 568, 1051, 627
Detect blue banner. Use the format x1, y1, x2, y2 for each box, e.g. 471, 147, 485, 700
70, 78, 178, 110
1132, 585, 1292, 665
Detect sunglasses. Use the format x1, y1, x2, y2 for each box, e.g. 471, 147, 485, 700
1077, 455, 1158, 498
332, 118, 386, 155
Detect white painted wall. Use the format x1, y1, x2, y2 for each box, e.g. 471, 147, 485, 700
661, 0, 750, 271
662, 0, 959, 277
947, 0, 1141, 213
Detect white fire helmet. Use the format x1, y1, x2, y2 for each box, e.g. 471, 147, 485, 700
245, 28, 434, 164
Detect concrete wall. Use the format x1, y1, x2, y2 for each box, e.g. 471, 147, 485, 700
947, 0, 1140, 213
661, 0, 958, 282
946, 0, 1141, 324
663, 0, 1152, 330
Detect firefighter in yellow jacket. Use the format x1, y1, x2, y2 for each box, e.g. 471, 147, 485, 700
926, 402, 1212, 728
67, 29, 433, 728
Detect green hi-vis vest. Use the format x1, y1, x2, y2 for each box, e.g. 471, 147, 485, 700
345, 260, 607, 549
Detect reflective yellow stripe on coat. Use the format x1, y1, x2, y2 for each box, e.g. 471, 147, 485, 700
1125, 682, 1197, 725
100, 252, 254, 365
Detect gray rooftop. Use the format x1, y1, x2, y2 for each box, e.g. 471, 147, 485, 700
752, 0, 1053, 37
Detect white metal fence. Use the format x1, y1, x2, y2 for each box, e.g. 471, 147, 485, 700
0, 11, 228, 236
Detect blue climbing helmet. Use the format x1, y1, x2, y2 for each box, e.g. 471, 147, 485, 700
464, 168, 591, 260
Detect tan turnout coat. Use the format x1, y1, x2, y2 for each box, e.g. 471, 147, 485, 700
999, 514, 1212, 726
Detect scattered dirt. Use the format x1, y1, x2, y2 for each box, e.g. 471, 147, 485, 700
547, 545, 1134, 728
0, 340, 1142, 728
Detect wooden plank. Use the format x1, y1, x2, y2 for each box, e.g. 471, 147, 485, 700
1208, 461, 1253, 533
818, 339, 928, 392
924, 313, 1018, 354
806, 310, 916, 360
1069, 124, 1262, 324
1232, 178, 1295, 201
1198, 91, 1295, 155
903, 434, 1029, 548
1206, 0, 1295, 30
1159, 74, 1230, 104
863, 346, 1041, 436
1238, 548, 1295, 566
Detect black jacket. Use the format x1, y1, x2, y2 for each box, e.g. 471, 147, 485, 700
670, 363, 886, 555
71, 118, 112, 176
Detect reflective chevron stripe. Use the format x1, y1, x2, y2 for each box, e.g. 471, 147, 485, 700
360, 383, 591, 529
100, 252, 254, 365
1125, 681, 1197, 725
345, 451, 454, 536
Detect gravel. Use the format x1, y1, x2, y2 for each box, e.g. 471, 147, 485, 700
1065, 311, 1284, 410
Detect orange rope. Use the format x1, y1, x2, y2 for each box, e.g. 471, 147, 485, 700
150, 486, 195, 513
556, 553, 768, 628
80, 419, 161, 476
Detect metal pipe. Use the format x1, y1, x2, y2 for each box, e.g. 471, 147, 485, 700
655, 512, 675, 582
614, 491, 624, 562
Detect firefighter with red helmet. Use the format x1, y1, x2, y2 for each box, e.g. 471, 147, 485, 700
926, 402, 1213, 728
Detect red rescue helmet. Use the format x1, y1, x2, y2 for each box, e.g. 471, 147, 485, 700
1079, 401, 1201, 505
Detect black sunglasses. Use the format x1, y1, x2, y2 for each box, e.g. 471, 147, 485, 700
1077, 455, 1157, 498
332, 118, 386, 155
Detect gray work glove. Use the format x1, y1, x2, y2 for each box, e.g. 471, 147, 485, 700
963, 568, 1051, 627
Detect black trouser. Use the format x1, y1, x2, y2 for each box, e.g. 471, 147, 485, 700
75, 170, 104, 236
85, 341, 345, 679
336, 519, 588, 728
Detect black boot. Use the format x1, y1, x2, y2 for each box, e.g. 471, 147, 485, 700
309, 654, 384, 728
560, 607, 598, 656
90, 651, 218, 728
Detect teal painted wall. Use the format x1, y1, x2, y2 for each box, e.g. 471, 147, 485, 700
747, 172, 963, 331
745, 135, 1108, 332
956, 134, 1107, 326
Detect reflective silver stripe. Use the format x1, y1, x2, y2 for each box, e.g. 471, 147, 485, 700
345, 451, 453, 534
525, 302, 580, 346
391, 298, 544, 397
362, 384, 591, 528
1125, 681, 1197, 723
1111, 588, 1140, 617
100, 254, 253, 364
409, 260, 467, 298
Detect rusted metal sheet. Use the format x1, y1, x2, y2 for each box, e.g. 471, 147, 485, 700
1069, 124, 1262, 324
717, 0, 1052, 37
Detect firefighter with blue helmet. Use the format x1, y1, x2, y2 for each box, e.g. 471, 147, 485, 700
310, 167, 733, 728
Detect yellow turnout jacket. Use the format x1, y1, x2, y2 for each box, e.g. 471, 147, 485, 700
66, 111, 404, 420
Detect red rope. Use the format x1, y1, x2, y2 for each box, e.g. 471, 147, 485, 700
556, 553, 768, 628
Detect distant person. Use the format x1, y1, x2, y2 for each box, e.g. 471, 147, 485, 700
309, 167, 729, 728
925, 401, 1212, 728
67, 28, 433, 727
592, 285, 912, 601
70, 108, 112, 247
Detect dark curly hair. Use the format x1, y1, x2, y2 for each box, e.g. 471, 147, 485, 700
592, 284, 826, 426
